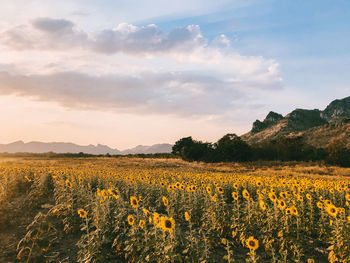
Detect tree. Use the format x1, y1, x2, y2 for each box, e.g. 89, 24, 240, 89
172, 137, 214, 162
215, 134, 252, 162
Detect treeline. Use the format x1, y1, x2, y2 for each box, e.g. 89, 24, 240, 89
172, 134, 350, 167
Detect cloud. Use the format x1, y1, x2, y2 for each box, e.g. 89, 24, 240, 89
1, 18, 208, 55
32, 17, 74, 33
0, 70, 251, 116
0, 18, 283, 118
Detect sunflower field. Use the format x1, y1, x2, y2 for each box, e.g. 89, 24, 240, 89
0, 157, 350, 262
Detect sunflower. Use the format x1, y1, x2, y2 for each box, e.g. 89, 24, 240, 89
242, 189, 250, 199
101, 190, 108, 200
221, 238, 227, 245
161, 216, 175, 234
286, 208, 291, 215
326, 204, 338, 218
206, 186, 212, 194
78, 209, 87, 218
217, 187, 224, 194
278, 199, 286, 210
269, 192, 277, 203
346, 194, 350, 201
297, 195, 303, 202
65, 179, 73, 189
233, 183, 239, 189
306, 193, 312, 200
324, 200, 332, 206
317, 201, 323, 209
259, 200, 266, 211
139, 220, 145, 229
246, 236, 259, 251
127, 215, 134, 226
279, 192, 287, 199
162, 196, 169, 207
130, 196, 139, 208
185, 211, 190, 221
232, 192, 239, 200
143, 208, 151, 218
290, 205, 298, 216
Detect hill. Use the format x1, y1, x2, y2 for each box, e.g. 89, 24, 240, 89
0, 141, 173, 155
242, 96, 350, 148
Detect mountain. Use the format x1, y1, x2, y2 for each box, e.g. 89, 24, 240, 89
122, 144, 173, 154
0, 141, 173, 154
242, 96, 350, 148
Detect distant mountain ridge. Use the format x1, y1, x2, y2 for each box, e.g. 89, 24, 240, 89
0, 141, 173, 155
242, 96, 350, 148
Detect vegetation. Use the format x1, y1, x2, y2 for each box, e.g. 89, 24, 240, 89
0, 157, 349, 262
173, 134, 350, 167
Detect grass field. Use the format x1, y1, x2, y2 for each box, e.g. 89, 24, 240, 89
0, 157, 349, 262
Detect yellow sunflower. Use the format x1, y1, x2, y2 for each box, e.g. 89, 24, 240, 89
185, 211, 190, 221
161, 216, 175, 234
232, 192, 239, 200
278, 199, 286, 210
130, 196, 139, 208
65, 179, 73, 189
127, 215, 134, 226
162, 196, 169, 207
246, 236, 259, 251
143, 208, 151, 218
217, 186, 224, 194
259, 200, 266, 211
139, 220, 145, 229
326, 204, 338, 218
78, 209, 87, 218
206, 185, 212, 194
242, 189, 250, 199
269, 192, 277, 203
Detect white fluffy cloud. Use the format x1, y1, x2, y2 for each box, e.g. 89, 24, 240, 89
0, 18, 282, 117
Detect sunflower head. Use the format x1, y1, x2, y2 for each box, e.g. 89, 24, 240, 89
78, 209, 87, 218
278, 199, 286, 210
242, 189, 250, 199
65, 179, 73, 189
143, 208, 151, 218
217, 187, 224, 194
139, 220, 145, 229
259, 200, 266, 211
206, 186, 212, 194
162, 196, 169, 207
127, 215, 134, 226
161, 216, 175, 234
185, 211, 190, 221
269, 192, 277, 203
246, 236, 259, 251
232, 192, 239, 200
326, 204, 338, 218
130, 196, 139, 208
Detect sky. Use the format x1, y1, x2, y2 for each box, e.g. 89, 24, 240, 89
0, 0, 349, 149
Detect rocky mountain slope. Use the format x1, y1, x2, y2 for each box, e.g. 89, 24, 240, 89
242, 96, 350, 148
